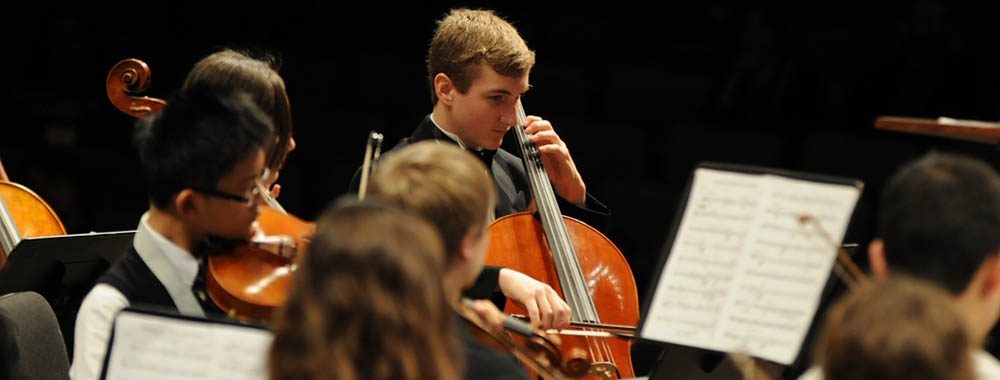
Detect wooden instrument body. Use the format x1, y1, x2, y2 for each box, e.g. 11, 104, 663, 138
0, 175, 67, 268
207, 205, 313, 322
487, 212, 639, 379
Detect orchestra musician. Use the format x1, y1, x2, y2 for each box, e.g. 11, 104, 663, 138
179, 48, 297, 198
365, 141, 535, 380
269, 196, 463, 380
812, 275, 973, 380
798, 151, 1000, 379
349, 7, 612, 329
70, 86, 274, 380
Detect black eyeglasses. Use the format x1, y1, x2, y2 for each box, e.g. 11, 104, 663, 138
191, 185, 261, 207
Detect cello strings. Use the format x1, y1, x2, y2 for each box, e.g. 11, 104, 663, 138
515, 103, 616, 370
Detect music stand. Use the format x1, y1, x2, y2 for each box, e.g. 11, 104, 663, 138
0, 230, 135, 353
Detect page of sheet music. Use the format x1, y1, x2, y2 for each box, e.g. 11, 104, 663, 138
641, 168, 861, 364
103, 310, 273, 380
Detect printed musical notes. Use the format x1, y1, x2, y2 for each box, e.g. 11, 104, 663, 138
641, 166, 862, 365
102, 308, 273, 380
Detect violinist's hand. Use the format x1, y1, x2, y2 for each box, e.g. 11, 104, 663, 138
467, 299, 509, 336
498, 268, 571, 330
268, 183, 281, 199
523, 115, 586, 207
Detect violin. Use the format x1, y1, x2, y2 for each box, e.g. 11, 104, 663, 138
205, 175, 315, 322
456, 298, 586, 379
0, 157, 67, 269
485, 102, 640, 379
106, 57, 315, 322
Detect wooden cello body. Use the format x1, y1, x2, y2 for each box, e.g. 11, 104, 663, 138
485, 103, 639, 379
0, 160, 67, 269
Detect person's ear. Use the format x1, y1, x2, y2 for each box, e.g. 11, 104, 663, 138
868, 238, 889, 279
434, 73, 456, 105
174, 189, 199, 218
982, 253, 1000, 294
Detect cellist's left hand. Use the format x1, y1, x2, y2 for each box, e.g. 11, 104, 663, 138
498, 268, 572, 330
523, 115, 587, 207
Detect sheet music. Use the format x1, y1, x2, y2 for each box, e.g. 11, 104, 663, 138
103, 310, 273, 380
641, 168, 861, 364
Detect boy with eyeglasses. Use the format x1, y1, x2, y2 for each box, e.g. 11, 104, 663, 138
70, 85, 274, 380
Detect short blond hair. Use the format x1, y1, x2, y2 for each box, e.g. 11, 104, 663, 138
367, 141, 496, 262
814, 275, 973, 380
427, 8, 536, 104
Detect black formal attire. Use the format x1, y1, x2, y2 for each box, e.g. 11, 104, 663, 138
349, 115, 612, 299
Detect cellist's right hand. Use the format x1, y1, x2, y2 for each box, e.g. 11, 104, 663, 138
498, 268, 572, 330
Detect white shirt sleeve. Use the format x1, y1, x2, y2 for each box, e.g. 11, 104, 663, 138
69, 284, 129, 380
797, 365, 824, 380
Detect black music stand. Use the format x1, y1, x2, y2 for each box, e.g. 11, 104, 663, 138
0, 230, 135, 353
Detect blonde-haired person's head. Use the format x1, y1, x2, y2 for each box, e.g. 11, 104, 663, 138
814, 275, 973, 380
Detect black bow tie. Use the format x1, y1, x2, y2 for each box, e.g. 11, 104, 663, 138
473, 148, 497, 167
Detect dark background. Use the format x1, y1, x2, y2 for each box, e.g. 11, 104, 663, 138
3, 0, 999, 377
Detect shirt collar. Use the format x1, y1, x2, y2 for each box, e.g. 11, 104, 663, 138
428, 114, 496, 165
139, 213, 200, 287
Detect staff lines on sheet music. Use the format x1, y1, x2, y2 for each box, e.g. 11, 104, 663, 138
727, 315, 798, 331
770, 191, 848, 207
689, 209, 755, 223
696, 196, 758, 208
721, 330, 794, 350
125, 341, 210, 362
758, 221, 810, 236
748, 250, 823, 270
665, 283, 728, 300
764, 207, 839, 226
670, 269, 733, 287
662, 299, 723, 314
674, 254, 739, 268
743, 269, 815, 285
753, 238, 826, 256
738, 284, 810, 301
731, 299, 805, 319
683, 224, 748, 240
655, 314, 718, 329
117, 356, 205, 378
708, 177, 762, 189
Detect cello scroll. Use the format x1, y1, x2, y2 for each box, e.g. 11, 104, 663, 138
106, 58, 166, 118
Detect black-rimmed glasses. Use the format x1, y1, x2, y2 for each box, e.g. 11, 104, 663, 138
191, 185, 261, 207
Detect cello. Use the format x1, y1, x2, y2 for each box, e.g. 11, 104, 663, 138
106, 58, 312, 322
485, 102, 640, 379
0, 157, 67, 269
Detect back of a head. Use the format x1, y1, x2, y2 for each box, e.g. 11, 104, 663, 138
427, 7, 536, 103
132, 84, 274, 209
815, 276, 973, 380
878, 151, 1000, 294
182, 48, 293, 172
269, 196, 461, 380
366, 141, 496, 262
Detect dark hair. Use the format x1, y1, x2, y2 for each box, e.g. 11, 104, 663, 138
182, 48, 293, 172
878, 151, 1000, 294
133, 85, 274, 208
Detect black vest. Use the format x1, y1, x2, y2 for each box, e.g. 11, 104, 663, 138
97, 245, 178, 313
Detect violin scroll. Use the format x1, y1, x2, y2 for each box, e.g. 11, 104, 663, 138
106, 58, 166, 118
